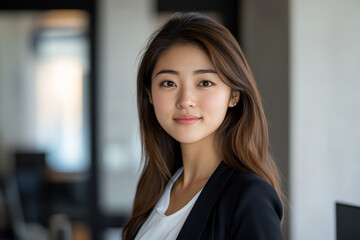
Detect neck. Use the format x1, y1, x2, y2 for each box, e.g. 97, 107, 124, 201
179, 134, 221, 186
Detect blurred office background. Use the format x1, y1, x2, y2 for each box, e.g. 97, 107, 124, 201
0, 0, 359, 240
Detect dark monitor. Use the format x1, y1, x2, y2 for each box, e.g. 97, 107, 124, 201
336, 202, 360, 240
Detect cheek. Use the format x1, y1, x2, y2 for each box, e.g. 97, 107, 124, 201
152, 91, 172, 115
201, 91, 230, 114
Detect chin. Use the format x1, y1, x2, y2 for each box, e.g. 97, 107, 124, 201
172, 135, 206, 144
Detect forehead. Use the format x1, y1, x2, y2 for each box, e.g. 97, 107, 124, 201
152, 44, 214, 77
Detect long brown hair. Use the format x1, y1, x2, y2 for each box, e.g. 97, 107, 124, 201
122, 12, 284, 239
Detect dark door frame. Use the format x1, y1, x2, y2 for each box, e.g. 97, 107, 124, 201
157, 0, 242, 45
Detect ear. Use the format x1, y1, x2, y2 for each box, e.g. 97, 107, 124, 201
145, 88, 153, 104
228, 90, 240, 107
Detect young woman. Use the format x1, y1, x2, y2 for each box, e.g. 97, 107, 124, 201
122, 12, 284, 240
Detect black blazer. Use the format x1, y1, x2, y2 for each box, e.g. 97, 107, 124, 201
175, 161, 283, 240
133, 161, 283, 240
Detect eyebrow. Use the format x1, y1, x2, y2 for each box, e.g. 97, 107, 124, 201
155, 69, 217, 77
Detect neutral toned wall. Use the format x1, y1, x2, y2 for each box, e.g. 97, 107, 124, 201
0, 13, 38, 178
98, 0, 158, 215
290, 0, 360, 239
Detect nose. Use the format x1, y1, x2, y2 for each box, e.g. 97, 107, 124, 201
176, 87, 196, 109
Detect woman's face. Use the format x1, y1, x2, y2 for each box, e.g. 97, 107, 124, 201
150, 44, 238, 144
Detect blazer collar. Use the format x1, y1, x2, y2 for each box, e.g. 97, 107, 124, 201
176, 161, 235, 240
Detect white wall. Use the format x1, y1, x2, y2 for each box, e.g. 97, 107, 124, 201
0, 13, 39, 177
98, 0, 160, 215
290, 0, 360, 239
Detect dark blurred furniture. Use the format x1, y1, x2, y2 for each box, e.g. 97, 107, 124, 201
0, 184, 13, 239
14, 152, 48, 225
336, 202, 360, 240
7, 151, 92, 240
13, 151, 90, 223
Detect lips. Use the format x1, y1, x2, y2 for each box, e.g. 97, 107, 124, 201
174, 115, 201, 125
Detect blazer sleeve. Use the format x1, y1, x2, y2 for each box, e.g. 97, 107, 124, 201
230, 178, 283, 240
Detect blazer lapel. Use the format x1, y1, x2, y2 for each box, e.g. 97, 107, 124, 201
176, 161, 235, 240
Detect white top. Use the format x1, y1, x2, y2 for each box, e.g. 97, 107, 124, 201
134, 167, 202, 240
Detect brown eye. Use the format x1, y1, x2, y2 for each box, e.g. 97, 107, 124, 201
198, 81, 214, 87
161, 81, 176, 87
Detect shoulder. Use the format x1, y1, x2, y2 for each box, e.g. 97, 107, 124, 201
218, 165, 283, 239
231, 171, 282, 215
221, 165, 283, 218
